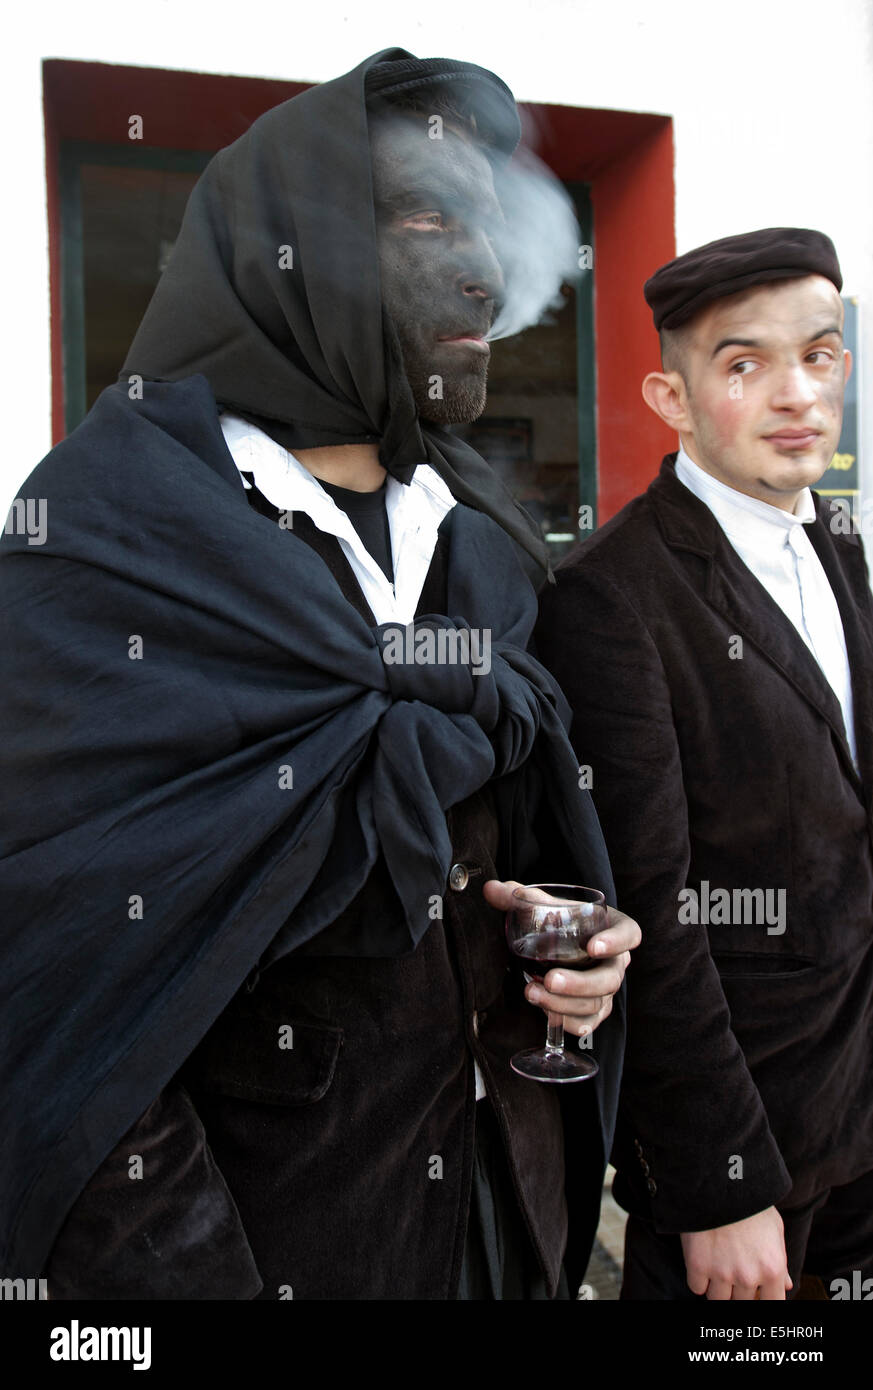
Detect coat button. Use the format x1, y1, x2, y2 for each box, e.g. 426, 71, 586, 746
646, 1178, 658, 1196
472, 1011, 480, 1037
633, 1139, 643, 1155
449, 863, 470, 891
640, 1160, 650, 1176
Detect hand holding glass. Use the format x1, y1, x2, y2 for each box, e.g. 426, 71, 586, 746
505, 884, 607, 1082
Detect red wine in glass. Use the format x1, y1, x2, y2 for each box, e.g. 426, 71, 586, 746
505, 884, 607, 1082
511, 928, 595, 975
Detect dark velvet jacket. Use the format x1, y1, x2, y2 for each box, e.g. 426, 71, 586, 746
44, 477, 623, 1301
536, 454, 873, 1234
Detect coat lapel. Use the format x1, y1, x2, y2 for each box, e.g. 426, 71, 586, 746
649, 455, 864, 792
806, 502, 873, 797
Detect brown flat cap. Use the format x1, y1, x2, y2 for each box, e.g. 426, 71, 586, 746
645, 227, 842, 331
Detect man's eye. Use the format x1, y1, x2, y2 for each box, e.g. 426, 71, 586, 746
404, 212, 445, 230
730, 360, 758, 375
806, 349, 834, 365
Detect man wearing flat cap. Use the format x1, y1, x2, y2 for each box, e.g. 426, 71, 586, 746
0, 49, 639, 1300
537, 227, 873, 1299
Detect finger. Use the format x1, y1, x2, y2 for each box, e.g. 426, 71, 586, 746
526, 982, 604, 1018
481, 879, 524, 911
730, 1283, 759, 1301
705, 1279, 733, 1301
587, 910, 641, 960
562, 997, 613, 1037
541, 963, 626, 998
563, 1019, 592, 1039
685, 1267, 709, 1297
758, 1276, 788, 1301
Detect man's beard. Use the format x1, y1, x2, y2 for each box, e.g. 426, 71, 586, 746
402, 350, 490, 425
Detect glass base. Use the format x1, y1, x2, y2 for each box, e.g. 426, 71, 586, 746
509, 1047, 599, 1083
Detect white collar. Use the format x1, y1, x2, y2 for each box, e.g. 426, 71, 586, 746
219, 411, 456, 624
675, 443, 816, 551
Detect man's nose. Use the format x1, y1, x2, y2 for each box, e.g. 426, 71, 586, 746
771, 363, 819, 411
456, 229, 505, 306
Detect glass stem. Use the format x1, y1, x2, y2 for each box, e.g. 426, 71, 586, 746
545, 1012, 565, 1053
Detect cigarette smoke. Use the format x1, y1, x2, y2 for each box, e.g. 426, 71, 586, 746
367, 102, 582, 346
487, 142, 582, 342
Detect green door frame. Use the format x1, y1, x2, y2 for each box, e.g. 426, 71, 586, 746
567, 181, 597, 530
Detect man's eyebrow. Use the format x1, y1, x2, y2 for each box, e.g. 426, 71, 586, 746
376, 183, 446, 210
710, 324, 843, 359
805, 323, 842, 342
710, 336, 760, 359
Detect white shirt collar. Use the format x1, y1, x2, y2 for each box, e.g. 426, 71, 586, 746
219, 411, 456, 625
674, 443, 816, 552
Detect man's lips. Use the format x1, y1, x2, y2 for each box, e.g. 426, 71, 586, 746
437, 334, 490, 353
763, 429, 822, 450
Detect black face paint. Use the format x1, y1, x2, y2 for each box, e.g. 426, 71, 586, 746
372, 114, 506, 425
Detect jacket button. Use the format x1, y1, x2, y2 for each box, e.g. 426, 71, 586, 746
449, 863, 470, 891
633, 1139, 643, 1156
640, 1160, 650, 1177
646, 1178, 658, 1196
472, 1011, 480, 1037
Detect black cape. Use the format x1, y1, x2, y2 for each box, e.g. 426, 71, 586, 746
0, 376, 613, 1274
121, 46, 554, 585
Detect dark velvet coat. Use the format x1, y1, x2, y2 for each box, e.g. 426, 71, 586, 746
43, 467, 623, 1301
535, 454, 873, 1234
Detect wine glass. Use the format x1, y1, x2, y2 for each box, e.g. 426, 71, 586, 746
505, 883, 607, 1082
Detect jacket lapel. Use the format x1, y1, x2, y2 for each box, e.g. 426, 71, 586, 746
649, 455, 863, 792
806, 501, 873, 797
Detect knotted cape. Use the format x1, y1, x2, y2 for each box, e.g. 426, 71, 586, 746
0, 376, 612, 1273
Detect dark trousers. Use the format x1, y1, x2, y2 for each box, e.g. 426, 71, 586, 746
620, 1166, 873, 1300
457, 1099, 571, 1301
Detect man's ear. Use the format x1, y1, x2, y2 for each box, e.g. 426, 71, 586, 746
641, 370, 689, 431
843, 347, 853, 388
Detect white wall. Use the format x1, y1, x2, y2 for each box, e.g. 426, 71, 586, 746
4, 0, 871, 502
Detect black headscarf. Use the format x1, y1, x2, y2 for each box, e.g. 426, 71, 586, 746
121, 47, 553, 584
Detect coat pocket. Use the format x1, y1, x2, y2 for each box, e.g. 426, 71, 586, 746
182, 1014, 344, 1107
711, 951, 816, 980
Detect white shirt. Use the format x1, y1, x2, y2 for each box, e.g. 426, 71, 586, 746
675, 444, 857, 764
220, 412, 488, 1098
219, 411, 457, 624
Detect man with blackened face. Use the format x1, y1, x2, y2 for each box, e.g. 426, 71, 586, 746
1, 49, 638, 1303
371, 107, 506, 424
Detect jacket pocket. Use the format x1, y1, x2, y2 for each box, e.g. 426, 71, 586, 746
182, 1015, 343, 1107
711, 951, 816, 980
